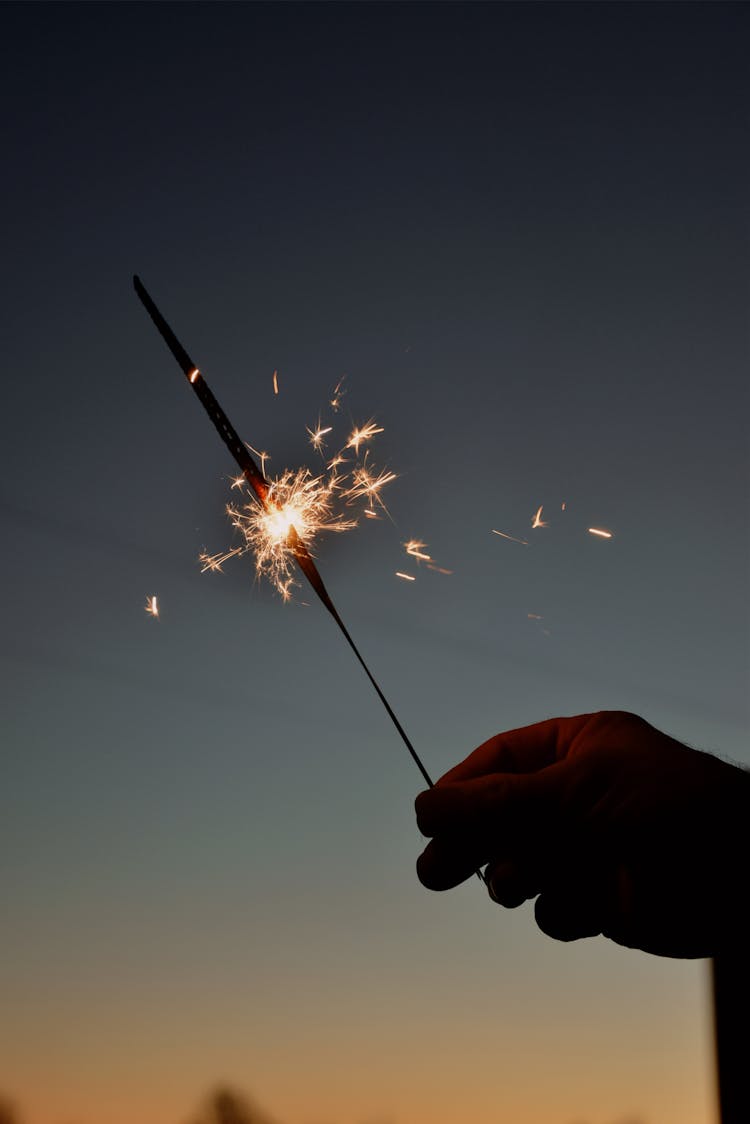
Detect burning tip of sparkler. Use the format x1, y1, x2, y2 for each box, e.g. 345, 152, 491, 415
145, 594, 159, 618
205, 463, 365, 599
588, 527, 613, 539
395, 571, 416, 582
531, 505, 548, 529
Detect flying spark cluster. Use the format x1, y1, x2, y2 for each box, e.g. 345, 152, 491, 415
493, 503, 615, 545
491, 503, 616, 636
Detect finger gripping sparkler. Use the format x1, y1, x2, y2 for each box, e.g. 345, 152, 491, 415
133, 275, 434, 790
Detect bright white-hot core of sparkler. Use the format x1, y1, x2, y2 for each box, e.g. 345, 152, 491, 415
200, 412, 396, 600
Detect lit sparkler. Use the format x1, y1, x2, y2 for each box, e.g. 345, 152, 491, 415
133, 275, 434, 789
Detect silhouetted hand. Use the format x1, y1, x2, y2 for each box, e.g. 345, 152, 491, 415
415, 712, 749, 958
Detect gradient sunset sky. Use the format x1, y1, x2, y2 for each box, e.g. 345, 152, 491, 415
1, 3, 748, 1124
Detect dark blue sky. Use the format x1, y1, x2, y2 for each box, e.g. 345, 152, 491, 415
1, 4, 747, 1123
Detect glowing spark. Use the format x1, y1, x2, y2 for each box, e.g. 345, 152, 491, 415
245, 443, 270, 478
364, 508, 379, 519
145, 595, 159, 618
273, 369, 279, 395
231, 475, 245, 490
561, 502, 567, 511
527, 613, 543, 620
307, 422, 333, 452
492, 529, 529, 545
405, 538, 451, 573
189, 368, 200, 384
330, 375, 347, 411
346, 420, 384, 454
396, 572, 416, 582
588, 527, 613, 539
405, 540, 432, 563
343, 463, 397, 511
199, 545, 244, 572
532, 505, 547, 529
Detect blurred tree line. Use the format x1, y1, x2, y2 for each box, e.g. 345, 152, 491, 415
0, 1087, 281, 1124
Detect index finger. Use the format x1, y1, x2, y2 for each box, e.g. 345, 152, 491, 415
437, 713, 596, 786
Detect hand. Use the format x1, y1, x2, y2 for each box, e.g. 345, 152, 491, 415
415, 711, 749, 958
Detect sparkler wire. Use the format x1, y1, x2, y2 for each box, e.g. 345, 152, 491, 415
133, 275, 435, 790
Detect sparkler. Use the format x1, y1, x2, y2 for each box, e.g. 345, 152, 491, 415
133, 275, 434, 789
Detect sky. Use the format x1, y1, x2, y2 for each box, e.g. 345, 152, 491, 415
1, 3, 748, 1123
